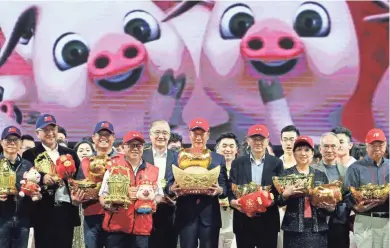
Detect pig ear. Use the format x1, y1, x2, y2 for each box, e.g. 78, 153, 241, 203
161, 0, 213, 22
0, 6, 37, 66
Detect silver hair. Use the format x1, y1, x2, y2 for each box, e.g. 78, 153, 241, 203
149, 120, 170, 132
319, 132, 339, 145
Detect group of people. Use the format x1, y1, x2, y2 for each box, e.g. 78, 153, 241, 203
0, 113, 388, 248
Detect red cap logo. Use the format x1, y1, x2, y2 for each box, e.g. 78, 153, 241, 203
8, 127, 17, 133
101, 122, 109, 128
44, 116, 53, 122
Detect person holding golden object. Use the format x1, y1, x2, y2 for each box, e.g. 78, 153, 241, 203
167, 118, 229, 248
0, 126, 37, 248
344, 128, 389, 248
72, 121, 117, 248
22, 114, 83, 248
98, 131, 159, 248
278, 136, 335, 248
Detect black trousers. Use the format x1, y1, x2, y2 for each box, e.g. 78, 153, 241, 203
179, 216, 219, 248
149, 204, 177, 248
328, 222, 350, 248
34, 203, 75, 248
106, 232, 148, 248
235, 225, 278, 248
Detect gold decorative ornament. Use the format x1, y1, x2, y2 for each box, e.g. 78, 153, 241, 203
273, 174, 314, 194
104, 165, 131, 209
219, 197, 229, 207
69, 155, 109, 200
0, 158, 17, 195
310, 180, 343, 207
34, 152, 60, 183
232, 182, 271, 199
178, 148, 212, 170
350, 183, 390, 204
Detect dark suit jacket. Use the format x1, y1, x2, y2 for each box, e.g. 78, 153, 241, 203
168, 151, 229, 229
22, 144, 81, 227
229, 154, 283, 234
142, 148, 178, 229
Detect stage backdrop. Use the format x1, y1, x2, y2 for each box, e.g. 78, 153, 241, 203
0, 1, 388, 144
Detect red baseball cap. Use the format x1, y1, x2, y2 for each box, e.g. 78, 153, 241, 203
247, 124, 269, 137
365, 128, 386, 144
189, 118, 209, 131
293, 136, 314, 150
123, 131, 145, 144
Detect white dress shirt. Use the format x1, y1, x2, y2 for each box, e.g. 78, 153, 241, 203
42, 143, 71, 203
152, 148, 167, 196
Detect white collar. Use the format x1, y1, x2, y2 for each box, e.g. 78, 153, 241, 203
42, 143, 58, 152
152, 147, 167, 158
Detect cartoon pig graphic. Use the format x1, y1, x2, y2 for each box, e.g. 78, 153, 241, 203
165, 1, 361, 141
0, 1, 193, 135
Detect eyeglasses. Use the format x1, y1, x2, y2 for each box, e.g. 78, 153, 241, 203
5, 138, 20, 144
282, 137, 296, 143
150, 130, 170, 137
321, 144, 338, 150
125, 143, 144, 149
368, 143, 385, 149
250, 137, 265, 143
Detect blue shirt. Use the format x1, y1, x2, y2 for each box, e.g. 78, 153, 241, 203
250, 153, 265, 185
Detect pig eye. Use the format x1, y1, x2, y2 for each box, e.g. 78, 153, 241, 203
220, 4, 254, 39
123, 10, 161, 43
53, 33, 89, 71
294, 2, 330, 37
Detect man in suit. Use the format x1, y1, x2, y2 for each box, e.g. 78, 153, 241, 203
312, 132, 349, 248
22, 114, 83, 248
229, 124, 283, 248
142, 120, 178, 248
168, 118, 229, 248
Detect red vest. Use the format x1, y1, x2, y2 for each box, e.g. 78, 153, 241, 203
102, 155, 159, 235
80, 157, 104, 216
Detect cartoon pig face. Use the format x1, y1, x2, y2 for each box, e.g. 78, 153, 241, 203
1, 2, 186, 108
136, 184, 155, 200
25, 168, 41, 183
201, 1, 359, 114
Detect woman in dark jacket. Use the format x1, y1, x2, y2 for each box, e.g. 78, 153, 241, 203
277, 136, 335, 248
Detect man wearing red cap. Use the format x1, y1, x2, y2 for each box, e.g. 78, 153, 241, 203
98, 131, 159, 248
229, 124, 283, 248
168, 118, 229, 248
345, 128, 389, 248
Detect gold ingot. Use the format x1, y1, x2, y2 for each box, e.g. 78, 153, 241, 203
310, 180, 343, 207
0, 158, 17, 195
104, 165, 131, 209
34, 152, 61, 183
350, 183, 390, 204
89, 155, 110, 182
178, 148, 211, 170
272, 174, 314, 194
172, 165, 220, 195
232, 182, 271, 199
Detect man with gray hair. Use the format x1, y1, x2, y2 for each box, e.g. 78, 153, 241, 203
142, 120, 178, 248
312, 132, 349, 248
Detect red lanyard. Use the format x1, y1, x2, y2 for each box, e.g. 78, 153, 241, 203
368, 164, 387, 184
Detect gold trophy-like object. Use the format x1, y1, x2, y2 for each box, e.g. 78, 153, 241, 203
272, 174, 314, 195
172, 148, 220, 196
350, 183, 390, 204
104, 165, 131, 209
34, 152, 61, 183
0, 158, 18, 196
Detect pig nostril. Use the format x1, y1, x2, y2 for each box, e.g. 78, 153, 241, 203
279, 37, 294, 50
124, 47, 139, 59
94, 56, 110, 69
247, 39, 263, 51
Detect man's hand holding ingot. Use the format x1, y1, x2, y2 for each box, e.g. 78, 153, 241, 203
71, 189, 86, 206
0, 194, 7, 202
230, 199, 242, 211
317, 202, 336, 212
163, 195, 176, 206
210, 184, 223, 196
43, 174, 56, 185
353, 201, 381, 213
170, 182, 181, 195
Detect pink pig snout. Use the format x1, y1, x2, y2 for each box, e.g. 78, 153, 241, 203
142, 190, 150, 197
240, 20, 303, 61
88, 33, 147, 79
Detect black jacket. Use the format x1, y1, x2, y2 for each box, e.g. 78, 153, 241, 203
0, 154, 33, 219
229, 154, 283, 234
22, 144, 81, 227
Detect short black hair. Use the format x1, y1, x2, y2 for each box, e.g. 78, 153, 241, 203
58, 126, 67, 137
21, 134, 34, 142
168, 132, 183, 144
331, 126, 352, 141
351, 143, 367, 160
113, 138, 123, 148
82, 136, 93, 144
280, 125, 300, 138
313, 144, 322, 160
215, 132, 239, 149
